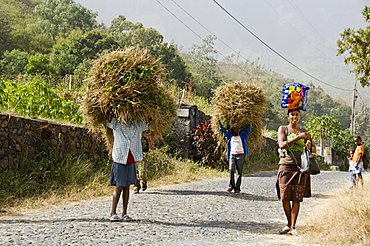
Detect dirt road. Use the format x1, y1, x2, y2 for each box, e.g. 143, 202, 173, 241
0, 171, 348, 245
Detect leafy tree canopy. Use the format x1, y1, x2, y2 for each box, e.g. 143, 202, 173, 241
50, 29, 120, 75
337, 6, 370, 87
184, 35, 223, 99
34, 0, 98, 40
0, 49, 29, 75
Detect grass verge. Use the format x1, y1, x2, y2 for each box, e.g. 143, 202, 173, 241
300, 175, 370, 245
0, 148, 225, 216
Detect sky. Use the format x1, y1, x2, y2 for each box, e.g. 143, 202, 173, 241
74, 0, 369, 105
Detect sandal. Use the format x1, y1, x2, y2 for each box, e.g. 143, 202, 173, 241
279, 225, 290, 234
122, 214, 133, 222
109, 214, 121, 222
289, 229, 298, 236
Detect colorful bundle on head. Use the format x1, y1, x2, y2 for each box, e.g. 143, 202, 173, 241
281, 83, 310, 111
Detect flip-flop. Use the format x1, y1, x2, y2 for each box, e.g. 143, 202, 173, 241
279, 226, 290, 234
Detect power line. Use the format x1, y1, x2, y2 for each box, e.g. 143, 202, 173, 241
155, 0, 203, 40
263, 0, 341, 67
170, 0, 251, 64
211, 0, 352, 92
356, 89, 366, 106
155, 0, 250, 76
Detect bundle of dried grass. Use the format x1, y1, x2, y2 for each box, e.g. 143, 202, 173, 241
211, 81, 267, 148
81, 48, 177, 149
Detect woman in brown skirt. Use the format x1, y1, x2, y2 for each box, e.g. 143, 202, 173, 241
276, 108, 314, 236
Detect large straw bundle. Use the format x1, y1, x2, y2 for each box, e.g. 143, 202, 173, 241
211, 81, 267, 148
81, 48, 177, 148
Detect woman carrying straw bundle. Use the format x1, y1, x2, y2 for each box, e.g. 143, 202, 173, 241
82, 48, 176, 222
108, 118, 150, 221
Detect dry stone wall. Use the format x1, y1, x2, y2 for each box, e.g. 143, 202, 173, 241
0, 113, 108, 172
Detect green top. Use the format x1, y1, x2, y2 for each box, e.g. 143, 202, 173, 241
279, 131, 306, 165
287, 132, 305, 151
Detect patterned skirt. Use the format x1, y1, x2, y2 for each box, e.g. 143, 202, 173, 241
276, 164, 311, 202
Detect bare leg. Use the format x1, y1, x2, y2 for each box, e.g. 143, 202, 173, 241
357, 173, 364, 188
111, 186, 123, 215
122, 186, 130, 216
291, 202, 300, 229
282, 201, 292, 228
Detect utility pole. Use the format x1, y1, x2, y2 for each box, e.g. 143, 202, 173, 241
351, 81, 357, 135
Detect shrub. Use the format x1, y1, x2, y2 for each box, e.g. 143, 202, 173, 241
144, 146, 174, 180
191, 120, 223, 169
0, 151, 109, 208
0, 78, 83, 124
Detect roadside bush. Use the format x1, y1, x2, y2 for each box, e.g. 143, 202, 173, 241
144, 146, 174, 180
0, 152, 109, 209
244, 151, 280, 174
0, 78, 83, 124
191, 120, 223, 169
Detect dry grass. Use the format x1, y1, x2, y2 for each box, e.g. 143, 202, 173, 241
211, 81, 267, 150
1, 158, 224, 216
81, 48, 177, 147
301, 175, 370, 246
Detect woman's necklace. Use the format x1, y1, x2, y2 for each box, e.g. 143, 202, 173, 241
288, 125, 300, 135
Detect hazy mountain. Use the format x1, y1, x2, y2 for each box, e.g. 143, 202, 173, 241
74, 0, 369, 105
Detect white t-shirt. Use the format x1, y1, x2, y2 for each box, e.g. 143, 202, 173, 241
230, 136, 244, 154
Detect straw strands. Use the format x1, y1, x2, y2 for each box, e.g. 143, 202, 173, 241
211, 81, 267, 147
81, 48, 176, 148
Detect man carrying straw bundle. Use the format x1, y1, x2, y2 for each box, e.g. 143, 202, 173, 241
219, 120, 252, 193
212, 81, 267, 194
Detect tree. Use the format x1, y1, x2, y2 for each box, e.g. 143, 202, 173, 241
34, 0, 97, 40
185, 35, 223, 99
108, 16, 189, 87
50, 30, 120, 75
0, 15, 13, 56
354, 102, 370, 140
25, 53, 53, 75
337, 6, 370, 87
151, 43, 190, 88
304, 115, 342, 156
0, 49, 29, 75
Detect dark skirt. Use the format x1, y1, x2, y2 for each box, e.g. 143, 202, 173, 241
276, 164, 311, 202
110, 162, 137, 187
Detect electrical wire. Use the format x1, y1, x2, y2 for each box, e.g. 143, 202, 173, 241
155, 0, 250, 76
211, 0, 352, 92
170, 0, 251, 64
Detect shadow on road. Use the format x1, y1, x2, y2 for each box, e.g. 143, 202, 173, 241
136, 218, 282, 234
145, 189, 277, 201
0, 217, 283, 235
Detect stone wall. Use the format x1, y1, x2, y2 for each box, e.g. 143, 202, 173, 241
0, 113, 108, 172
164, 104, 210, 159
1, 107, 278, 172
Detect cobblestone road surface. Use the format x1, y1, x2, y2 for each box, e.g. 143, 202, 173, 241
0, 171, 349, 245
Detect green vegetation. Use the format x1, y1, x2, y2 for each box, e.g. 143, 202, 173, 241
337, 6, 370, 87
0, 147, 224, 214
0, 78, 82, 124
0, 151, 109, 211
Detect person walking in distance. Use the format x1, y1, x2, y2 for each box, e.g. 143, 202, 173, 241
219, 120, 252, 193
351, 136, 365, 188
134, 132, 153, 194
